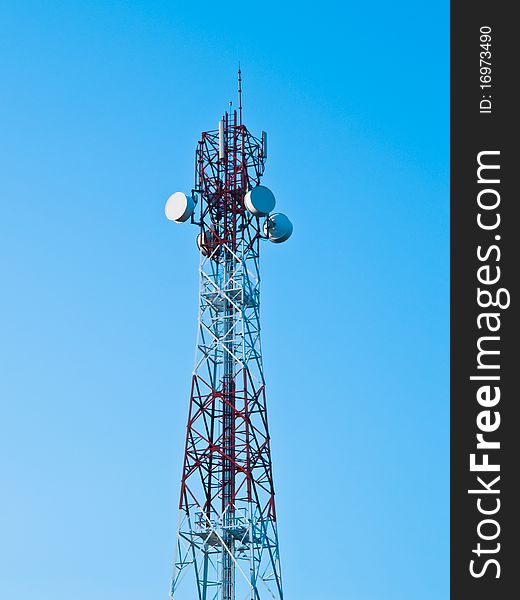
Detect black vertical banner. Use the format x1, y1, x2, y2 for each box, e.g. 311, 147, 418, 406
451, 2, 518, 599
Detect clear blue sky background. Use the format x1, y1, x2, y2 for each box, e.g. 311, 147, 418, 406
0, 2, 448, 599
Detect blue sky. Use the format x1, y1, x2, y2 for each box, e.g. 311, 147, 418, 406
0, 2, 448, 599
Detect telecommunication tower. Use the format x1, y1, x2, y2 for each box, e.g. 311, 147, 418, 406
164, 70, 292, 600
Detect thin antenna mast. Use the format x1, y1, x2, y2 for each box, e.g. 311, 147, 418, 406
238, 66, 243, 125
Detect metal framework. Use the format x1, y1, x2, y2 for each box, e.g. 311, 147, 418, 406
169, 82, 283, 600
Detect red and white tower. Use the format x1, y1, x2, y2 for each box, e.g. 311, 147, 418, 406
165, 71, 292, 600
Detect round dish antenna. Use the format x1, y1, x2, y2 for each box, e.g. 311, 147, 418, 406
244, 185, 276, 217
165, 192, 196, 223
197, 229, 219, 258
263, 213, 293, 243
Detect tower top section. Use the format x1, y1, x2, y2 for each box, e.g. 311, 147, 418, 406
164, 71, 293, 247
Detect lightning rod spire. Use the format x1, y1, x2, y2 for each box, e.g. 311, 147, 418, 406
238, 65, 243, 125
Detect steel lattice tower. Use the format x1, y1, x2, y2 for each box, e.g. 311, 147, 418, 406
165, 71, 292, 600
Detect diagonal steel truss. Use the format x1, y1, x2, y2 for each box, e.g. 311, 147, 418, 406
170, 111, 283, 600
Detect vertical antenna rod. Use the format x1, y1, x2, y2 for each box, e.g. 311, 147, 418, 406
238, 66, 243, 125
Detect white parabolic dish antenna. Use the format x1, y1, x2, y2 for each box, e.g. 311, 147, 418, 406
263, 213, 293, 243
244, 185, 276, 217
165, 192, 195, 223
